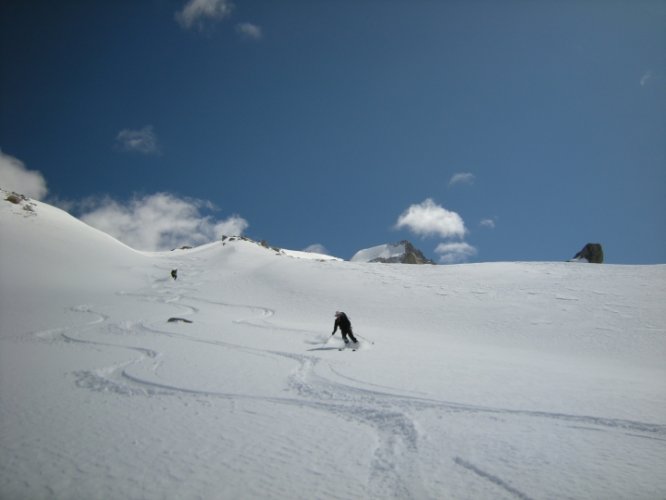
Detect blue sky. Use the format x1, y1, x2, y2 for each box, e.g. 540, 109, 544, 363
1, 0, 664, 263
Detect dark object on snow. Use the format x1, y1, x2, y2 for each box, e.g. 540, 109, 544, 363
5, 192, 25, 204
573, 243, 604, 263
371, 241, 435, 264
167, 317, 192, 323
171, 269, 178, 280
332, 311, 358, 344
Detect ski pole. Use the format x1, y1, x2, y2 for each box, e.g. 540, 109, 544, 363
356, 333, 374, 345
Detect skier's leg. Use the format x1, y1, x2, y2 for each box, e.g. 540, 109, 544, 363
342, 332, 349, 344
348, 330, 358, 343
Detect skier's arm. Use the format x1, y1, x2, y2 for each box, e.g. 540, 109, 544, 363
331, 319, 339, 335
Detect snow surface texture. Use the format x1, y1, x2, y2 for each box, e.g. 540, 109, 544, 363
1, 191, 665, 500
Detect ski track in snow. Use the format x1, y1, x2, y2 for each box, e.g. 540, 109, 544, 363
453, 457, 534, 500
23, 265, 666, 500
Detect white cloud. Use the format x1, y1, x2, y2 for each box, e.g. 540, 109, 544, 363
176, 0, 234, 30
480, 218, 496, 229
640, 70, 653, 87
303, 243, 328, 255
236, 22, 262, 41
212, 215, 248, 239
435, 242, 477, 264
80, 193, 248, 251
116, 126, 160, 155
0, 150, 48, 200
395, 198, 466, 239
448, 172, 475, 187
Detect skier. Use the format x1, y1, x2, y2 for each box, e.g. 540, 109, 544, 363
171, 269, 178, 280
331, 311, 358, 345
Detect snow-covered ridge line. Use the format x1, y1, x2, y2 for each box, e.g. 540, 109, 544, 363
220, 234, 342, 261
1, 188, 342, 260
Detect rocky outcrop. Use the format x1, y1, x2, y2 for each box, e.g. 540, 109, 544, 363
390, 241, 435, 264
351, 240, 435, 264
573, 243, 604, 263
4, 191, 37, 215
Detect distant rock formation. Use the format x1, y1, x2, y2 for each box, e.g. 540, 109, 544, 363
351, 240, 435, 264
573, 243, 604, 263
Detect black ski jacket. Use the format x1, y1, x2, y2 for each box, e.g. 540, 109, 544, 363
333, 313, 352, 334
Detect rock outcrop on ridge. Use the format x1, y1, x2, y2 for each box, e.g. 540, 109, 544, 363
573, 243, 604, 263
351, 240, 435, 264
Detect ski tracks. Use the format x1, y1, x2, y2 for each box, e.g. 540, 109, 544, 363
36, 296, 666, 500
453, 457, 534, 500
26, 262, 666, 500
48, 292, 430, 498
283, 349, 666, 499
283, 352, 431, 498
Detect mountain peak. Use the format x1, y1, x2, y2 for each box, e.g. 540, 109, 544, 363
350, 240, 435, 264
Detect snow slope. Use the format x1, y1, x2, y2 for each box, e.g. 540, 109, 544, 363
1, 193, 665, 500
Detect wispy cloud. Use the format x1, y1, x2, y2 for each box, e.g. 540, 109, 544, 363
115, 126, 160, 155
0, 150, 48, 200
640, 70, 653, 87
176, 0, 234, 31
395, 198, 466, 239
303, 243, 329, 255
480, 218, 496, 229
435, 242, 477, 264
448, 172, 475, 187
79, 192, 248, 251
236, 22, 262, 41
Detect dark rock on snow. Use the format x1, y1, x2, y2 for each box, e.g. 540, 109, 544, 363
573, 243, 604, 263
167, 317, 193, 323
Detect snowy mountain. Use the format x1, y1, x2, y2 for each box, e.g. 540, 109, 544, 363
351, 240, 435, 264
1, 191, 665, 500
